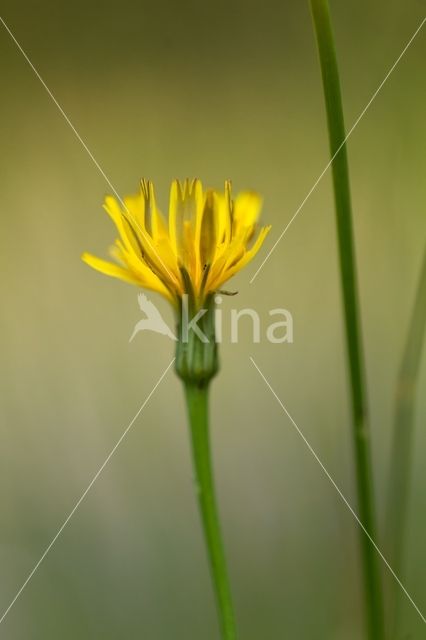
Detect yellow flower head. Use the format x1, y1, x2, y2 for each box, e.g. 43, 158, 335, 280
82, 179, 271, 308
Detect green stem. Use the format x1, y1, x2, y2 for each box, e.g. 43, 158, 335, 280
385, 247, 426, 637
184, 381, 237, 640
309, 2, 385, 638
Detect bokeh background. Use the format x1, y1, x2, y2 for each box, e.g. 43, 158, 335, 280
1, 0, 425, 637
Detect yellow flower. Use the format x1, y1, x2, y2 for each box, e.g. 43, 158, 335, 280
82, 179, 271, 308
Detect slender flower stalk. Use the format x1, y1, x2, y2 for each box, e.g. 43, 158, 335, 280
309, 2, 385, 638
82, 178, 270, 638
183, 381, 237, 639
385, 246, 426, 637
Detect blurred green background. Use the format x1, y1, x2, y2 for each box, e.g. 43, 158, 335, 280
0, 0, 425, 637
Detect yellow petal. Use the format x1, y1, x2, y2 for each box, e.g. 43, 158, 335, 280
168, 179, 182, 256
219, 180, 232, 245
123, 192, 145, 229
82, 251, 176, 303
232, 191, 263, 237
200, 190, 222, 266
103, 196, 143, 259
107, 187, 179, 292
119, 249, 177, 302
147, 181, 169, 241
82, 252, 141, 286
209, 225, 271, 290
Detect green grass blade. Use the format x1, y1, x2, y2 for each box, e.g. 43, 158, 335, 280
309, 1, 385, 638
385, 246, 426, 637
